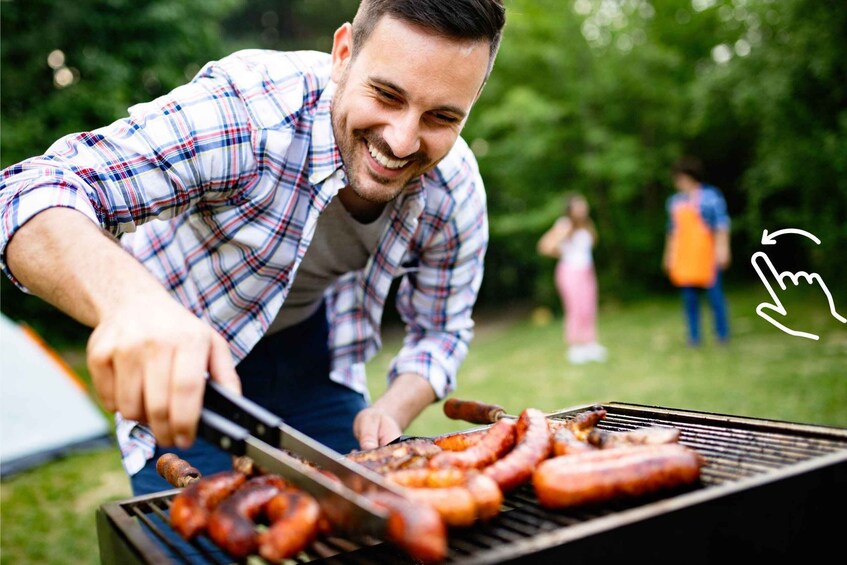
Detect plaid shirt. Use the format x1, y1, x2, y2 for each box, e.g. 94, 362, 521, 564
0, 49, 488, 402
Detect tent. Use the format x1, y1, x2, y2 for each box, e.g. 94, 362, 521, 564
0, 313, 111, 477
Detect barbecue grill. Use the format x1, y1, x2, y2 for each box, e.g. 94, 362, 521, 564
97, 402, 847, 564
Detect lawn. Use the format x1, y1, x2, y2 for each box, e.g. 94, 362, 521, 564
1, 285, 845, 564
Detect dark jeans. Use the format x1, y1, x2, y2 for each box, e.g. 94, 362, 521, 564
129, 302, 367, 496
680, 271, 730, 345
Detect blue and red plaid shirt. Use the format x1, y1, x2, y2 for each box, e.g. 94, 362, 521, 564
0, 49, 488, 402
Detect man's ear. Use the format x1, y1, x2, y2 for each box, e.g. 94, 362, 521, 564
331, 22, 354, 83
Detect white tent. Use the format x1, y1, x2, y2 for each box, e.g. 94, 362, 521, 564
0, 313, 111, 476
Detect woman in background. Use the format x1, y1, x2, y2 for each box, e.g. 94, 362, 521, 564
538, 192, 607, 364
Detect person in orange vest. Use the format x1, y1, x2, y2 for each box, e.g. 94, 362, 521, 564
662, 156, 731, 346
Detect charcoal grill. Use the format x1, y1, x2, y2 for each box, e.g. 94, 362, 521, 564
97, 402, 847, 564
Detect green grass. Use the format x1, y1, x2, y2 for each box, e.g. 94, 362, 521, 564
1, 285, 845, 563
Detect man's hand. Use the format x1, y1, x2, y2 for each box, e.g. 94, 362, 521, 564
353, 373, 436, 450
5, 208, 241, 449
87, 297, 241, 449
353, 406, 403, 450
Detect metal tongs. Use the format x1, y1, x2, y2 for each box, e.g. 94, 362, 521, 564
198, 380, 404, 537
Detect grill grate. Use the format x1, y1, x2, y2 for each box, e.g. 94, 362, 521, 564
98, 402, 847, 565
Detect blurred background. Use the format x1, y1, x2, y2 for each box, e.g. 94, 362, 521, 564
3, 0, 846, 341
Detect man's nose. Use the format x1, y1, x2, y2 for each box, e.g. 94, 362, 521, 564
383, 111, 421, 159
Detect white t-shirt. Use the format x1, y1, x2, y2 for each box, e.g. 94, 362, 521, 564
558, 225, 594, 269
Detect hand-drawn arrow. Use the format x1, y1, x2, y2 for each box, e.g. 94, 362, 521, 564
761, 228, 821, 246
751, 251, 846, 340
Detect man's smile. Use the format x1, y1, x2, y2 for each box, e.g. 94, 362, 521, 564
366, 139, 410, 171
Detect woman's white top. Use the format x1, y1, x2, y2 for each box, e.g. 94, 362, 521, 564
558, 223, 594, 269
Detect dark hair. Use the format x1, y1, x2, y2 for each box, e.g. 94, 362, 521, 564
561, 191, 584, 216
671, 156, 705, 182
351, 0, 506, 77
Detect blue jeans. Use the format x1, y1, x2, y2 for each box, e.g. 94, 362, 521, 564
680, 271, 730, 345
130, 302, 367, 496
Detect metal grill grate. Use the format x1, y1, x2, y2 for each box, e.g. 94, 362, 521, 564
97, 402, 847, 565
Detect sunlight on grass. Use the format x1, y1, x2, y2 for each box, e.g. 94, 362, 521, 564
1, 286, 844, 563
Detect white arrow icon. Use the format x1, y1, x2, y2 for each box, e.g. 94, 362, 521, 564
760, 228, 821, 246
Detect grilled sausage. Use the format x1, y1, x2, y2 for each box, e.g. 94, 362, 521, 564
170, 470, 247, 539
156, 453, 201, 487
465, 471, 504, 521
429, 418, 517, 469
346, 438, 442, 474
366, 491, 447, 564
587, 426, 681, 449
547, 406, 607, 441
432, 428, 487, 451
443, 398, 507, 424
384, 468, 503, 526
551, 427, 598, 456
257, 488, 322, 562
482, 408, 552, 492
533, 443, 704, 509
207, 475, 286, 558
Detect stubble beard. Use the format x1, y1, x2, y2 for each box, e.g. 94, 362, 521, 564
331, 78, 428, 205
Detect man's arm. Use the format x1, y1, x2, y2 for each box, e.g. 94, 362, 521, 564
353, 373, 436, 449
6, 208, 240, 448
537, 217, 570, 259
715, 228, 731, 270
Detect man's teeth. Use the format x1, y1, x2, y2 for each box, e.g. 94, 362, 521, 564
368, 142, 409, 170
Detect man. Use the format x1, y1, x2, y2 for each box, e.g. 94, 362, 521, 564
662, 156, 731, 346
0, 0, 506, 494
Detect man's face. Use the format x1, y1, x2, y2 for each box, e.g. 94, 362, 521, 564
330, 16, 490, 204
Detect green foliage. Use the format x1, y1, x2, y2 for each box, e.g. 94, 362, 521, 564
1, 0, 846, 343
1, 0, 245, 165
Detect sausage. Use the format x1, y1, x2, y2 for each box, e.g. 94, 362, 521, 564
429, 418, 517, 469
533, 443, 704, 509
547, 406, 607, 441
432, 428, 487, 451
443, 398, 507, 424
156, 453, 201, 488
588, 426, 681, 449
257, 488, 322, 562
464, 471, 504, 521
366, 491, 447, 564
385, 468, 503, 527
346, 438, 442, 474
170, 470, 247, 539
551, 427, 598, 456
207, 475, 286, 558
482, 408, 552, 492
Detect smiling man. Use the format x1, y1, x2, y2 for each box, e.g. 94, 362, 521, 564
0, 0, 506, 495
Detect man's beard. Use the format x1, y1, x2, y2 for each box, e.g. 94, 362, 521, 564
331, 78, 429, 204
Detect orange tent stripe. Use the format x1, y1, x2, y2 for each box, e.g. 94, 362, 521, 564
19, 323, 88, 392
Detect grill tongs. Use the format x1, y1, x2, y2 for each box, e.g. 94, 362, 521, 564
198, 380, 401, 538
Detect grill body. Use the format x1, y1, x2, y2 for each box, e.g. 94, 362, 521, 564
97, 402, 847, 564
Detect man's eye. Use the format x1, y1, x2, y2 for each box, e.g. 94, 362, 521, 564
376, 88, 401, 103
430, 113, 460, 125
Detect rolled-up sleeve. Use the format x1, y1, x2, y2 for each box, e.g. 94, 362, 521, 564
388, 162, 488, 399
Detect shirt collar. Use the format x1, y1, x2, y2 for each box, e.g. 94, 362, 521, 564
307, 77, 425, 214
308, 79, 345, 187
